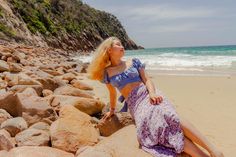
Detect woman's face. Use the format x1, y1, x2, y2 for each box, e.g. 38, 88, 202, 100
108, 40, 125, 58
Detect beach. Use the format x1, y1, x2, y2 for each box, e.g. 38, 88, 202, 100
89, 70, 236, 157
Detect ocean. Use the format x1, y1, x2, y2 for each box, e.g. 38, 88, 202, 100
74, 45, 236, 76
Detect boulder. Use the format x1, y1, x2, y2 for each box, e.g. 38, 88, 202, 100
7, 57, 17, 63
8, 85, 43, 96
0, 109, 12, 125
62, 73, 76, 82
29, 122, 50, 132
41, 69, 64, 76
54, 85, 94, 98
70, 79, 93, 90
50, 105, 99, 153
51, 95, 105, 115
16, 88, 58, 126
76, 125, 152, 157
5, 146, 74, 157
0, 129, 15, 151
97, 112, 134, 136
0, 91, 17, 117
1, 117, 28, 137
8, 63, 22, 72
4, 73, 41, 87
12, 51, 26, 61
42, 89, 53, 97
0, 60, 9, 72
15, 128, 50, 146
36, 78, 59, 91
76, 125, 190, 157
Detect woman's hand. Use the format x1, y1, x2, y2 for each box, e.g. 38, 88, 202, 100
101, 110, 115, 122
149, 93, 163, 105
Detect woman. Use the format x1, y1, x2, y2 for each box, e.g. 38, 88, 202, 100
87, 37, 224, 157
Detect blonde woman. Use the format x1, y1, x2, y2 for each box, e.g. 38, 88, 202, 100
87, 37, 223, 157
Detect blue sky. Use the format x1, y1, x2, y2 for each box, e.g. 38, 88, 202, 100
82, 0, 236, 48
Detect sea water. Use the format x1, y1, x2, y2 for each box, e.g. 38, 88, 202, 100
75, 45, 236, 76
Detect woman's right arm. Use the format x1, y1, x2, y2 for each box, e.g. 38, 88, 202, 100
107, 83, 117, 111
101, 83, 117, 121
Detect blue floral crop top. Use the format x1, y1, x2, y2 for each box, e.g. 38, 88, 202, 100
101, 58, 146, 90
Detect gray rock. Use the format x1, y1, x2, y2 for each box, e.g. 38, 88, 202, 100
15, 128, 50, 146
1, 117, 28, 137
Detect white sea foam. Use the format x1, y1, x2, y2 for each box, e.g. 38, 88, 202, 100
73, 46, 236, 76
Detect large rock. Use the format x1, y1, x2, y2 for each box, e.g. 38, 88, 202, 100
51, 95, 105, 115
4, 73, 41, 87
97, 112, 134, 136
0, 91, 17, 116
4, 146, 74, 157
76, 125, 152, 157
1, 117, 28, 137
12, 51, 26, 61
36, 78, 59, 91
8, 85, 43, 96
29, 122, 50, 132
62, 73, 76, 82
0, 60, 9, 72
70, 79, 93, 90
0, 79, 7, 89
25, 68, 54, 79
15, 128, 50, 146
42, 89, 53, 97
7, 57, 18, 63
0, 129, 15, 151
3, 72, 18, 87
0, 109, 12, 125
54, 85, 94, 98
8, 63, 22, 72
77, 125, 190, 157
41, 69, 64, 76
17, 73, 41, 85
50, 105, 99, 153
16, 88, 58, 125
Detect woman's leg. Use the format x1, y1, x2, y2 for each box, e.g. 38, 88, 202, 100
184, 137, 210, 157
180, 116, 224, 157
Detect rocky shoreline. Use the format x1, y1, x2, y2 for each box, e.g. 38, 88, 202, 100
0, 42, 188, 157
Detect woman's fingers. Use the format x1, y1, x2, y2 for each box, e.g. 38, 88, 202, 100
101, 112, 113, 122
101, 113, 108, 121
151, 97, 158, 105
159, 96, 163, 102
150, 96, 163, 105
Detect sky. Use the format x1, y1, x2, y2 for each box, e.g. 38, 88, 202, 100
82, 0, 236, 48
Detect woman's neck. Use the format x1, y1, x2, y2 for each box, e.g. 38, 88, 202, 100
110, 59, 123, 67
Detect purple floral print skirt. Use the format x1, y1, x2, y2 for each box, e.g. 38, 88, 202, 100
126, 83, 184, 157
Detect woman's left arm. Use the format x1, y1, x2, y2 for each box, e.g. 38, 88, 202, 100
139, 69, 163, 105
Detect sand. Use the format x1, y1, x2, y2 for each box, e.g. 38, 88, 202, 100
86, 71, 236, 157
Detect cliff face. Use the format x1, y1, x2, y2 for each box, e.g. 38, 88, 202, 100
0, 0, 143, 52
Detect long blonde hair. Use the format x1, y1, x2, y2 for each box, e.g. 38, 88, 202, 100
87, 36, 120, 81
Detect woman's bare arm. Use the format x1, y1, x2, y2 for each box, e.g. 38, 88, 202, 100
101, 83, 117, 121
106, 83, 117, 110
138, 68, 156, 95
138, 68, 163, 104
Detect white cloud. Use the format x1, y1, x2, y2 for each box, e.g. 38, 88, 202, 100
146, 23, 201, 33
110, 4, 219, 21
83, 1, 236, 47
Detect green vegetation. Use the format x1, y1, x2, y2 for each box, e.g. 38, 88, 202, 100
0, 8, 3, 17
0, 0, 134, 49
7, 0, 125, 38
0, 23, 17, 38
